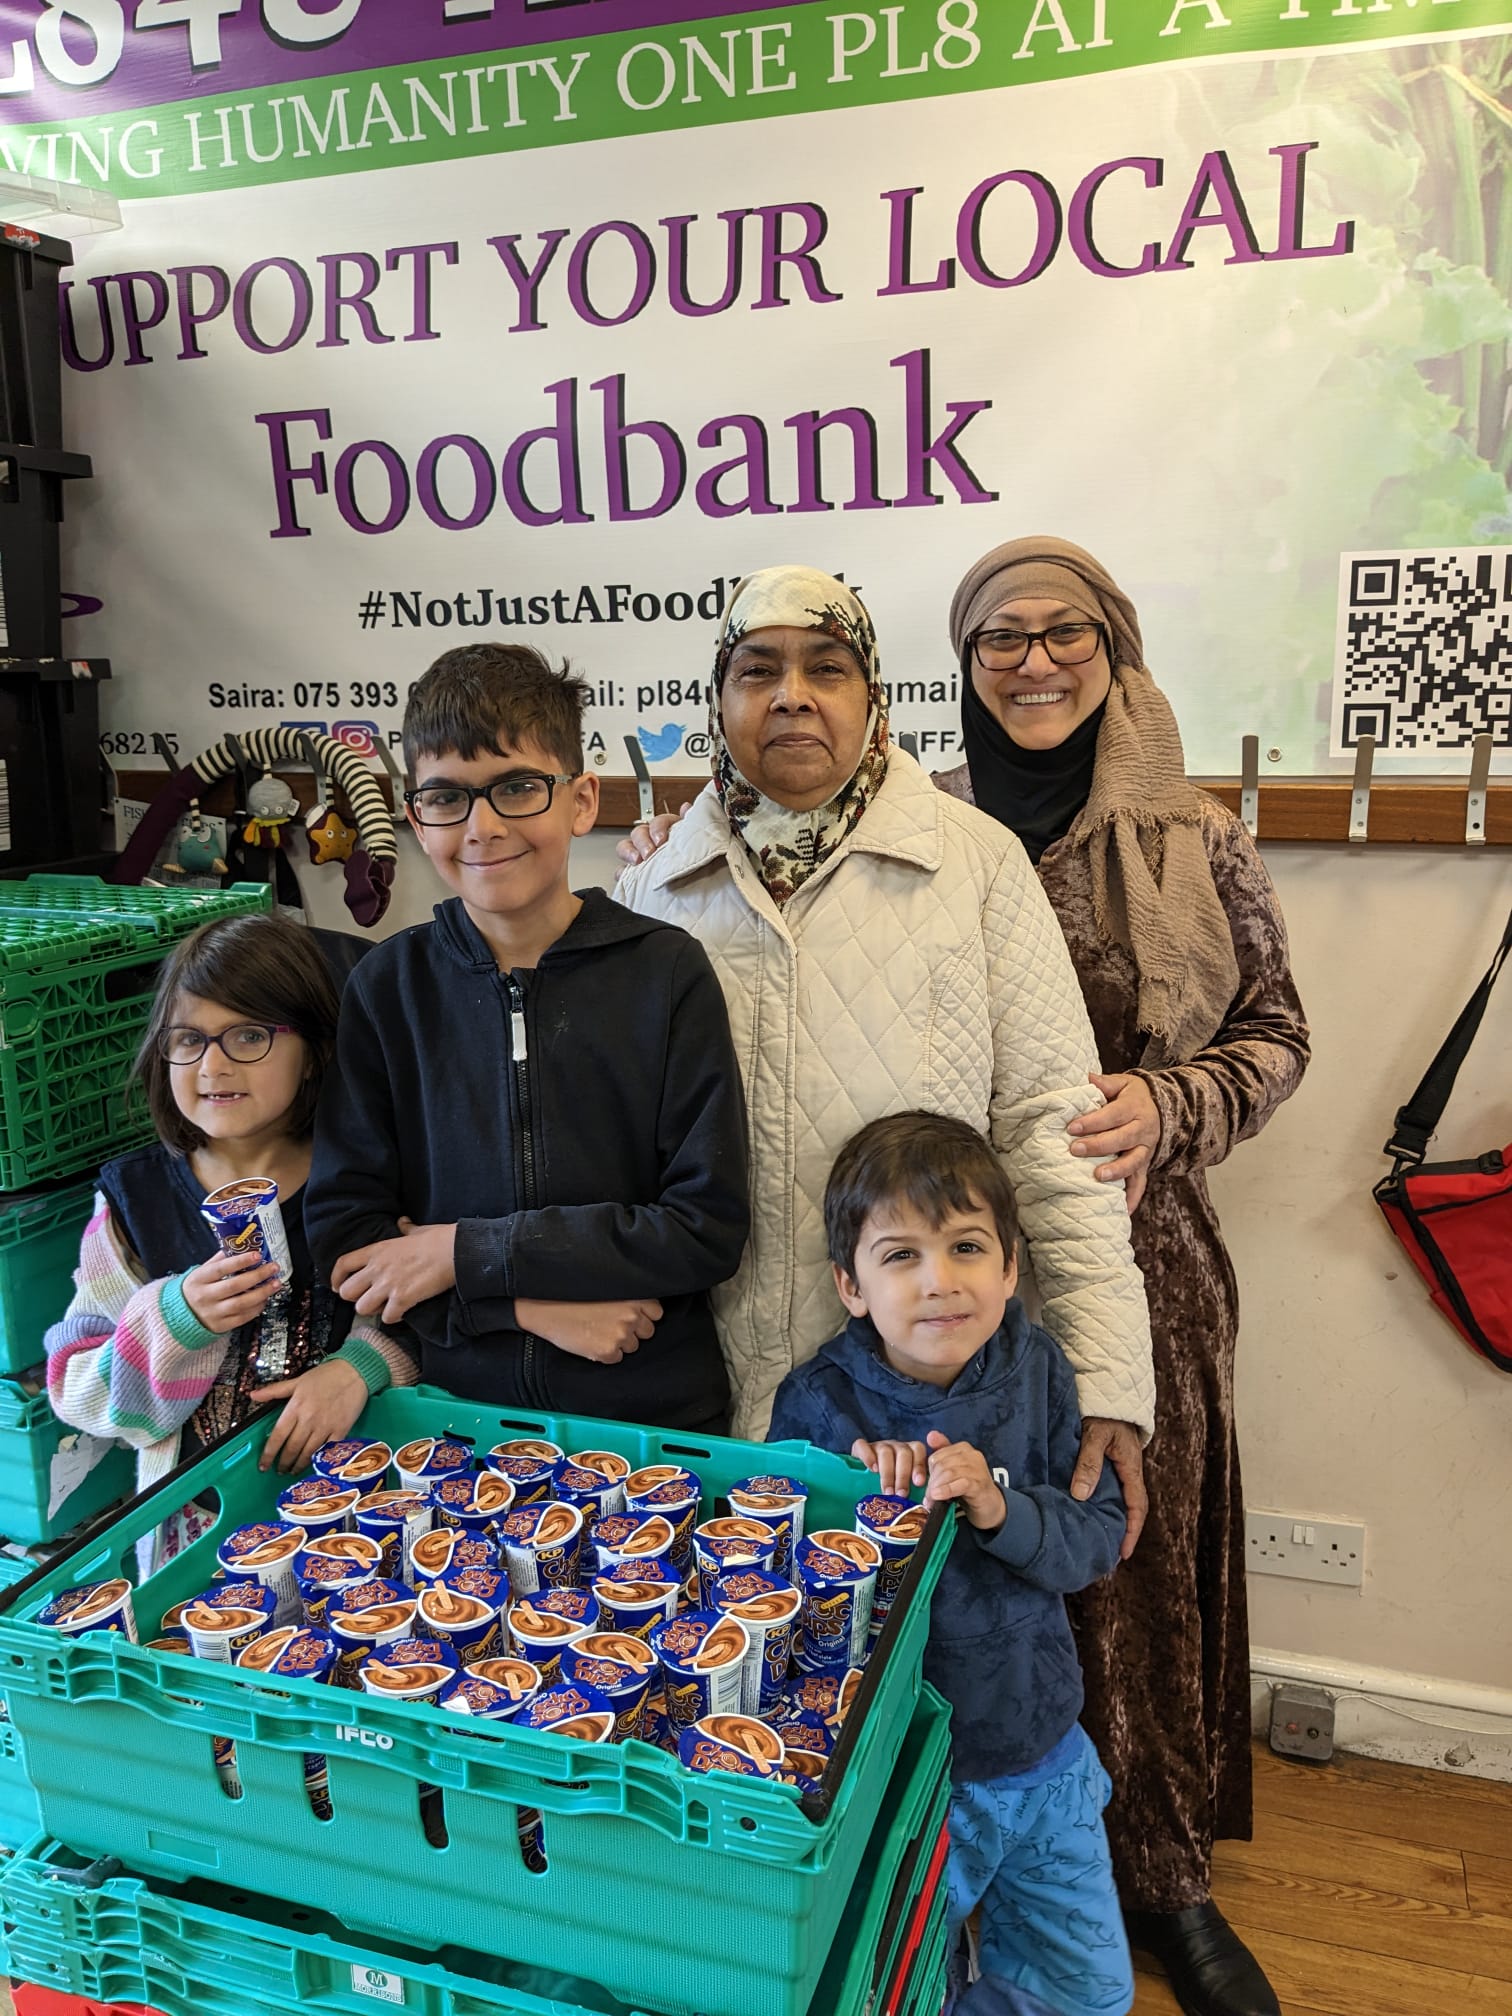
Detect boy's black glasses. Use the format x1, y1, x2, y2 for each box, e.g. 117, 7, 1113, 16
160, 1023, 294, 1065
404, 773, 580, 825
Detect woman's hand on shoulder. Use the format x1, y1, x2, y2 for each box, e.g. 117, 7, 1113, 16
181, 1250, 282, 1335
616, 804, 691, 868
1068, 1071, 1161, 1212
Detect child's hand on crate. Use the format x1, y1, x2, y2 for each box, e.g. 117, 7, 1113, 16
252, 1358, 369, 1473
921, 1431, 1006, 1534
181, 1248, 283, 1334
850, 1437, 929, 1495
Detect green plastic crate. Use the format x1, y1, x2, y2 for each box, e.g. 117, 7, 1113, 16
0, 1391, 954, 2016
0, 1377, 133, 1544
0, 1178, 96, 1375
0, 880, 269, 1190
0, 1689, 951, 2016
0, 1706, 37, 1849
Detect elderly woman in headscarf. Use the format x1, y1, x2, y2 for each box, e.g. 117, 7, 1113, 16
616, 561, 1155, 1500
936, 537, 1310, 2016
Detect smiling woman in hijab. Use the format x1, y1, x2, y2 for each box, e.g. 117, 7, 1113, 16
616, 563, 1156, 1493
938, 536, 1311, 2016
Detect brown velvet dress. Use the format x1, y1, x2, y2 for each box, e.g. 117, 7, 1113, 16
935, 765, 1311, 1911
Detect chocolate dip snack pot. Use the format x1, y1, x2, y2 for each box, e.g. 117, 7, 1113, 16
393, 1436, 476, 1495
326, 1578, 419, 1688
275, 1477, 359, 1537
591, 1559, 681, 1637
552, 1462, 626, 1539
416, 1566, 506, 1660
498, 1500, 584, 1595
587, 1514, 677, 1575
516, 1681, 617, 1743
623, 1466, 702, 1571
727, 1475, 809, 1579
312, 1439, 393, 1487
182, 1581, 277, 1661
565, 1448, 630, 1514
36, 1578, 138, 1642
359, 1636, 461, 1702
236, 1624, 337, 1682
795, 1531, 881, 1673
483, 1447, 560, 1504
216, 1522, 308, 1628
648, 1609, 750, 1732
409, 1527, 501, 1583
200, 1177, 292, 1285
692, 1517, 779, 1607
711, 1568, 803, 1716
353, 1489, 434, 1584
432, 1470, 517, 1540
562, 1631, 656, 1742
440, 1674, 529, 1723
854, 1494, 929, 1638
458, 1656, 544, 1719
678, 1712, 786, 1779
507, 1589, 599, 1682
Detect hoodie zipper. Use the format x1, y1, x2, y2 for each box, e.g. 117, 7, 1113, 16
507, 973, 548, 1406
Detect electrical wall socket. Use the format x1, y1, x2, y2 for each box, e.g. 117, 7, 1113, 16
1270, 1681, 1337, 1762
1244, 1509, 1364, 1588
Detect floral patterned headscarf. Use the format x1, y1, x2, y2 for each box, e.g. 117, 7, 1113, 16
709, 566, 890, 905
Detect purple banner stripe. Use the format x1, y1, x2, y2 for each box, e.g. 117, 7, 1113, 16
1, 0, 823, 126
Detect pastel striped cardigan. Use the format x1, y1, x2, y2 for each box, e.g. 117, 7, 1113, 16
46, 1194, 416, 1494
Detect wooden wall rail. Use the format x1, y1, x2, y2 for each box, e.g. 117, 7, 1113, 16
113, 765, 1512, 845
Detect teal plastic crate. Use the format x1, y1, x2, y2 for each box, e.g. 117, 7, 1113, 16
0, 1705, 38, 1849
0, 1392, 954, 2016
0, 1689, 952, 2016
0, 1178, 96, 1375
0, 879, 269, 1190
0, 1377, 133, 1544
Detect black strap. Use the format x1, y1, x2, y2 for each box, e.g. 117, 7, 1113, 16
1384, 901, 1512, 1166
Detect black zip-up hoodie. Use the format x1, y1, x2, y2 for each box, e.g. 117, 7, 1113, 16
305, 890, 748, 1427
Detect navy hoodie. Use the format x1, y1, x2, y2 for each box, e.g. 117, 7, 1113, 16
305, 889, 748, 1428
768, 1300, 1125, 1785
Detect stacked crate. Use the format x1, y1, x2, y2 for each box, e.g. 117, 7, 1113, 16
0, 877, 271, 1853
0, 1394, 957, 2016
0, 227, 112, 880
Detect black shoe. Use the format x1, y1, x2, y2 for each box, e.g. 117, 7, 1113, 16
1124, 1904, 1281, 2016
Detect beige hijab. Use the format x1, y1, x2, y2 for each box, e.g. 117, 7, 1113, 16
949, 536, 1240, 1066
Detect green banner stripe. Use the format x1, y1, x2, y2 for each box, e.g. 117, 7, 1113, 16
5, 0, 1512, 198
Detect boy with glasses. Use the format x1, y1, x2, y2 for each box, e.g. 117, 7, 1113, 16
305, 645, 749, 1430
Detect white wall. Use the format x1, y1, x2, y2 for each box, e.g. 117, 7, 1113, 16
296, 822, 1512, 1697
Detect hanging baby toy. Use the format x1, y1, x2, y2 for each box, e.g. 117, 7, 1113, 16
242, 768, 301, 849
164, 799, 226, 879
296, 732, 357, 865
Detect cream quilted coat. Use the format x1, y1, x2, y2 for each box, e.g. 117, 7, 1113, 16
616, 750, 1155, 1442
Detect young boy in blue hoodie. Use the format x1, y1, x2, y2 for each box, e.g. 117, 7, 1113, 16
768, 1111, 1133, 2016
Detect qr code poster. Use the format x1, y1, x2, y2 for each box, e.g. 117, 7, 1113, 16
1331, 549, 1512, 763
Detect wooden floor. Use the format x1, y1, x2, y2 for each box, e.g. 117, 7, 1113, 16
1133, 1744, 1512, 2016
3, 1743, 1508, 2014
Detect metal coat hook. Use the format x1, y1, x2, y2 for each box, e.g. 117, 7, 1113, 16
1348, 733, 1375, 843
624, 735, 655, 823
1240, 735, 1259, 840
896, 732, 919, 759
293, 731, 329, 803
367, 734, 410, 798
1466, 732, 1493, 847
150, 733, 179, 771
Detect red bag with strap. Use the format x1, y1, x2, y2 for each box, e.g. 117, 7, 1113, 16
1374, 902, 1512, 1372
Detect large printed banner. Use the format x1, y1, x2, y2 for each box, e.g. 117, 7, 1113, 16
5, 0, 1512, 775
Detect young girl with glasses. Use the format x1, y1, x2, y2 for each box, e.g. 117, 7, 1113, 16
47, 913, 414, 1565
